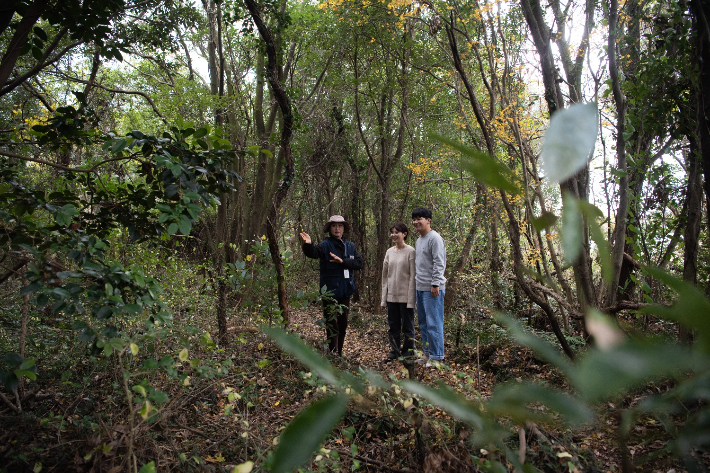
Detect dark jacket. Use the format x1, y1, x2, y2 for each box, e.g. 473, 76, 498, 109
303, 237, 363, 298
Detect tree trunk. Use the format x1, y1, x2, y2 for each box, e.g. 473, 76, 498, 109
691, 0, 710, 253
444, 185, 483, 313
521, 0, 597, 310
244, 0, 295, 324
606, 0, 629, 307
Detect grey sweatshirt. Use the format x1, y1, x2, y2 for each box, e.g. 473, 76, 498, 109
414, 230, 446, 291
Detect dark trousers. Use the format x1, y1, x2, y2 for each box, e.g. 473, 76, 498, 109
387, 302, 415, 358
323, 296, 350, 356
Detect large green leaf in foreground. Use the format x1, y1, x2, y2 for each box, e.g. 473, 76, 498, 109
269, 393, 348, 473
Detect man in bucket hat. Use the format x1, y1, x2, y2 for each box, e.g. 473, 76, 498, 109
301, 215, 363, 356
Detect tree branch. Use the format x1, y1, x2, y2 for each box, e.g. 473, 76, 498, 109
0, 149, 141, 173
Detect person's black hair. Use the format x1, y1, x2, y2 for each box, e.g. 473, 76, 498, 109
411, 207, 432, 220
390, 222, 409, 240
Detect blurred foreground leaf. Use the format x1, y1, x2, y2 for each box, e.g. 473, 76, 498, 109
640, 267, 710, 354
431, 133, 521, 194
487, 381, 593, 427
269, 394, 348, 473
264, 327, 343, 388
571, 341, 696, 403
541, 102, 598, 183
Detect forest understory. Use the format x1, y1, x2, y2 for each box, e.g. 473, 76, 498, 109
0, 289, 697, 473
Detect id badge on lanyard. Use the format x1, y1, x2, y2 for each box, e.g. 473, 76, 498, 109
343, 242, 350, 279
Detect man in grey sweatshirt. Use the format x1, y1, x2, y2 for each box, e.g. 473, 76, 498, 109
411, 207, 446, 364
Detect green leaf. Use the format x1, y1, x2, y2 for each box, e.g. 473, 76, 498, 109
193, 127, 208, 139
431, 134, 520, 194
14, 368, 37, 380
52, 287, 71, 299
109, 338, 125, 350
72, 321, 89, 330
487, 381, 593, 427
178, 215, 192, 235
531, 211, 558, 232
96, 306, 113, 320
399, 380, 486, 430
123, 304, 142, 316
578, 201, 612, 285
139, 461, 156, 473
571, 341, 696, 403
269, 394, 348, 473
168, 223, 179, 235
60, 204, 79, 216
264, 328, 343, 388
3, 353, 24, 367
541, 102, 598, 183
19, 358, 36, 371
111, 139, 128, 154
150, 390, 169, 404
495, 314, 573, 376
561, 192, 582, 266
20, 281, 43, 296
640, 267, 710, 354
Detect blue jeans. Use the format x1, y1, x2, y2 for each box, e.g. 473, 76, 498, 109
416, 289, 445, 360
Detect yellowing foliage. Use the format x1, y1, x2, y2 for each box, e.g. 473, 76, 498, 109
406, 156, 442, 181
319, 0, 428, 30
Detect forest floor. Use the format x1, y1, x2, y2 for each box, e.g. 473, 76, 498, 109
0, 302, 692, 472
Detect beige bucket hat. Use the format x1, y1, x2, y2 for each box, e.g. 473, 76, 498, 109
323, 215, 350, 233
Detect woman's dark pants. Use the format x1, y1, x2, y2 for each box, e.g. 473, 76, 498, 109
323, 296, 350, 356
387, 302, 415, 358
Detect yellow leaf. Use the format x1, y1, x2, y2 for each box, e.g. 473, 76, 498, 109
258, 343, 263, 350
179, 348, 189, 361
133, 385, 147, 398
403, 398, 413, 409
183, 376, 191, 386
232, 461, 254, 473
130, 343, 139, 355
557, 451, 573, 458
140, 400, 152, 420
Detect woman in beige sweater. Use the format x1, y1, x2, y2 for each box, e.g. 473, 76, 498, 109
381, 222, 416, 362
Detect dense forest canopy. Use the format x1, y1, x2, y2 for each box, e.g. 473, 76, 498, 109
1, 0, 709, 471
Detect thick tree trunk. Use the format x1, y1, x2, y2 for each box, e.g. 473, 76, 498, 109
691, 0, 710, 252
0, 0, 49, 90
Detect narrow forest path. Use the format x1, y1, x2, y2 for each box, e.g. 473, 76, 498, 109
286, 304, 495, 394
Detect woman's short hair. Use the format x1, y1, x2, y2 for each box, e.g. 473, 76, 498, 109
390, 222, 409, 240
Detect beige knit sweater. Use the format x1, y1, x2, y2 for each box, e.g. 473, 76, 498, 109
380, 245, 416, 308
